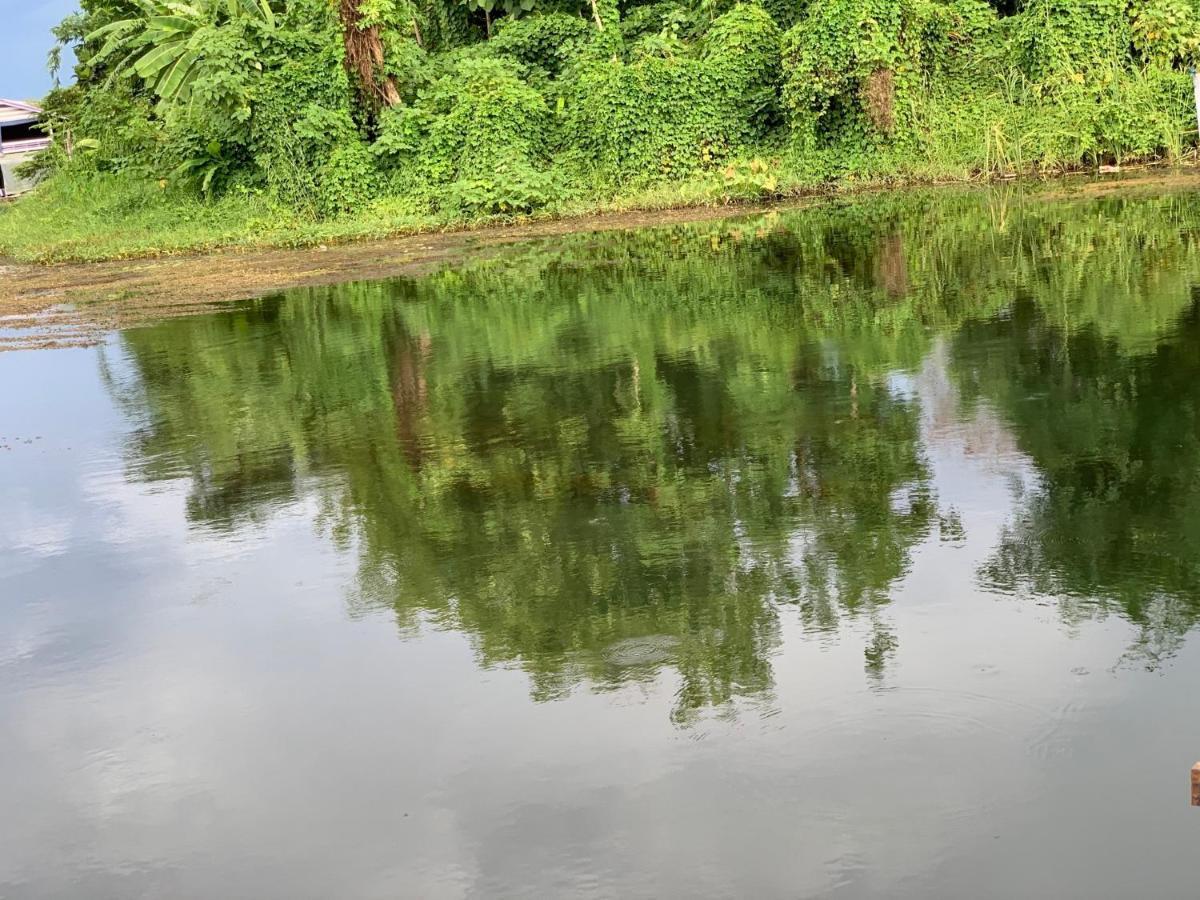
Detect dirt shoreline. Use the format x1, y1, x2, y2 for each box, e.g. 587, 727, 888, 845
4, 170, 1199, 350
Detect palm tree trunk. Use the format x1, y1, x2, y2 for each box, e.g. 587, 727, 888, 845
338, 0, 402, 109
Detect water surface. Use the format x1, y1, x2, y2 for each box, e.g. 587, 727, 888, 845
4, 188, 1200, 898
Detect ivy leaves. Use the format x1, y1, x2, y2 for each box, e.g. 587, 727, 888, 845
461, 0, 537, 18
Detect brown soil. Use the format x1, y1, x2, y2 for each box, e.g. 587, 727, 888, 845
3, 170, 1199, 350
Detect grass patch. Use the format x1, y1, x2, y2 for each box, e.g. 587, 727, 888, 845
1, 139, 1194, 266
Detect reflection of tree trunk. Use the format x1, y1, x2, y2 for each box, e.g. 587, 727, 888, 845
391, 332, 431, 469
873, 232, 909, 299
339, 0, 402, 109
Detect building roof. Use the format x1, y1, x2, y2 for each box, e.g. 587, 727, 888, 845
1, 99, 42, 127
0, 99, 50, 158
0, 99, 41, 113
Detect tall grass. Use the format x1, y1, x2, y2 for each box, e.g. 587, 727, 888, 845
0, 172, 289, 263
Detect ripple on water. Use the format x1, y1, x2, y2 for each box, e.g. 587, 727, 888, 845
603, 635, 681, 667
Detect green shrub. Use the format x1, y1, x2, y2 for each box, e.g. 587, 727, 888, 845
781, 0, 1005, 167
1035, 64, 1192, 164
318, 141, 384, 216
701, 3, 783, 133
1130, 0, 1200, 67
1015, 0, 1131, 80
561, 3, 780, 184
489, 12, 595, 76
783, 0, 926, 151
710, 156, 782, 199
442, 158, 568, 215
31, 81, 163, 180
374, 55, 557, 214
619, 2, 687, 43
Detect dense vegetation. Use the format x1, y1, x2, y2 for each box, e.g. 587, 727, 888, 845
3, 0, 1200, 261
103, 190, 1200, 716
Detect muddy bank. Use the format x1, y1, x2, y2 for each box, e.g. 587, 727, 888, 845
1, 203, 796, 349
3, 171, 1198, 350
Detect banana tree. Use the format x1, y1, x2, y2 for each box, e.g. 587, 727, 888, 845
85, 0, 276, 112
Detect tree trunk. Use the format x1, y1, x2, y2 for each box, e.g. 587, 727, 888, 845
338, 0, 402, 109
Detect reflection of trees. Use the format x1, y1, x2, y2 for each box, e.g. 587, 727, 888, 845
954, 296, 1200, 666
107, 204, 960, 722
104, 187, 1200, 714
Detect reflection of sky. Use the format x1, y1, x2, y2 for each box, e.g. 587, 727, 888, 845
3, 339, 1200, 898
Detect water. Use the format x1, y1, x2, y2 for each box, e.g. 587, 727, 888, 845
4, 187, 1200, 898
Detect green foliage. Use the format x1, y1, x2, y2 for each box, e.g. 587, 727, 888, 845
562, 3, 781, 184
375, 55, 561, 214
249, 9, 358, 211
85, 0, 276, 116
29, 80, 162, 179
1015, 0, 1131, 80
700, 3, 782, 132
1040, 64, 1191, 164
1130, 0, 1200, 66
318, 141, 383, 215
17, 0, 1200, 241
441, 158, 567, 214
711, 157, 781, 199
488, 12, 595, 76
1015, 0, 1200, 76
460, 0, 537, 21
782, 0, 999, 154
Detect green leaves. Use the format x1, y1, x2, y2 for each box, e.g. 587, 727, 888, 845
133, 42, 187, 79
83, 0, 277, 111
563, 4, 781, 184
50, 0, 1200, 209
227, 0, 275, 27
372, 55, 558, 214
1130, 0, 1200, 67
459, 0, 538, 24
157, 50, 202, 100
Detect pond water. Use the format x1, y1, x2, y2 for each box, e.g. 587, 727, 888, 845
4, 187, 1200, 898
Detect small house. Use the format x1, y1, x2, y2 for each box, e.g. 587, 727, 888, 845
1, 99, 51, 198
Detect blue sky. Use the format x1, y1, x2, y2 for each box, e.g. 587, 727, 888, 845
1, 0, 78, 101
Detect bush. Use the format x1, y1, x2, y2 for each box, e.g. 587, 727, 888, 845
442, 158, 568, 215
250, 14, 358, 208
1015, 0, 1130, 81
374, 55, 558, 214
561, 3, 781, 184
1035, 64, 1192, 165
318, 141, 383, 216
31, 81, 163, 180
781, 0, 1004, 164
488, 12, 596, 77
1130, 0, 1200, 67
700, 3, 783, 135
783, 0, 925, 151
